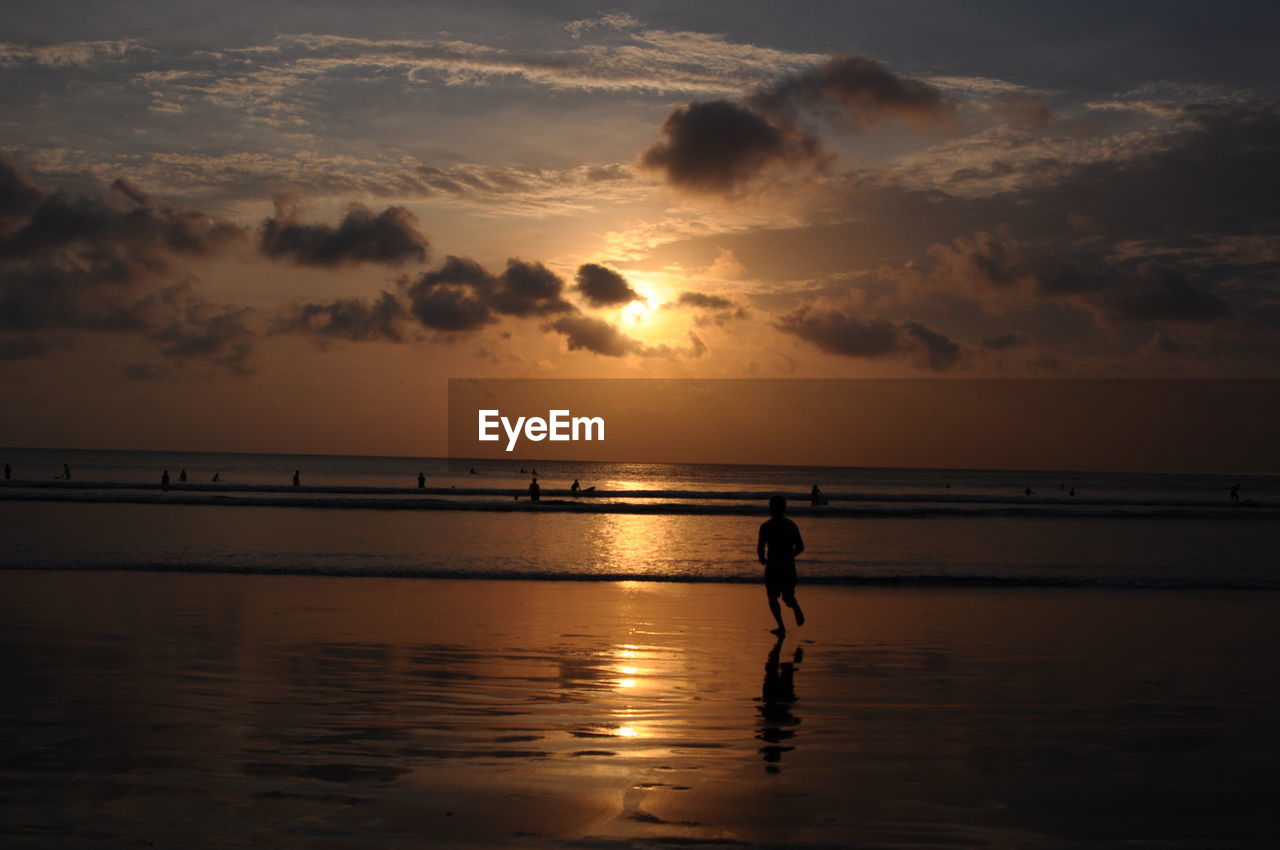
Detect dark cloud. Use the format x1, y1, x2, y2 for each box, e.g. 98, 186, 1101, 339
901, 320, 964, 371
639, 52, 950, 194
0, 156, 255, 373
775, 307, 964, 371
0, 334, 47, 360
260, 202, 429, 267
748, 53, 953, 131
546, 314, 643, 357
981, 331, 1031, 351
675, 291, 734, 310
927, 231, 1234, 326
493, 259, 575, 317
544, 315, 703, 360
404, 255, 573, 333
275, 291, 408, 344
669, 290, 750, 326
574, 263, 641, 307
639, 100, 819, 195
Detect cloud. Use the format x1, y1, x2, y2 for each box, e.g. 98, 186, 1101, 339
275, 291, 408, 344
639, 99, 820, 194
544, 314, 703, 359
574, 263, 642, 307
545, 314, 642, 357
981, 331, 1031, 351
640, 52, 950, 194
0, 39, 148, 68
405, 255, 499, 332
260, 202, 429, 267
775, 307, 964, 371
748, 52, 953, 131
926, 231, 1234, 325
404, 255, 575, 333
0, 157, 255, 373
668, 290, 749, 326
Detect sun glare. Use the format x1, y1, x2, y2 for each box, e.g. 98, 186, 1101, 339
622, 298, 652, 322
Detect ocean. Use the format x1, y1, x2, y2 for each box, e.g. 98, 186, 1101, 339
2, 446, 1278, 587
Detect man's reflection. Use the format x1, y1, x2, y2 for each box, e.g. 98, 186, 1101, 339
756, 635, 803, 773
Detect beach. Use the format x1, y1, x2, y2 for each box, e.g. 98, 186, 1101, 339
3, 570, 1278, 848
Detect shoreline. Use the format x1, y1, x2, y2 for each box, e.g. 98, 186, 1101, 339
4, 562, 1280, 590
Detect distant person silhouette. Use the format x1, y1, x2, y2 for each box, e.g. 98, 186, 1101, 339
1230, 484, 1240, 503
757, 635, 803, 772
418, 472, 426, 488
528, 476, 540, 502
212, 472, 221, 483
3, 463, 9, 480
1024, 486, 1033, 496
1069, 487, 1076, 497
292, 470, 300, 487
757, 495, 805, 635
161, 470, 170, 490
63, 464, 71, 480
945, 481, 951, 489
179, 469, 187, 483
809, 484, 826, 506
470, 467, 478, 474
571, 478, 581, 493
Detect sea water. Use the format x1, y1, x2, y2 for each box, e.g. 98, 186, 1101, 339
2, 447, 1278, 587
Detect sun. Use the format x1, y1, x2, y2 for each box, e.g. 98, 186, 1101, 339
621, 298, 652, 322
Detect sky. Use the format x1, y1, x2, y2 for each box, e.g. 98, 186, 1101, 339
1, 1, 1278, 459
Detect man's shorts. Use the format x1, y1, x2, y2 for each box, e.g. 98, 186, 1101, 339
764, 560, 797, 600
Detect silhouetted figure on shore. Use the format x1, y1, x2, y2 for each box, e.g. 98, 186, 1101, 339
418, 472, 426, 488
1230, 484, 1240, 503
161, 469, 170, 490
212, 473, 221, 483
63, 464, 71, 480
945, 481, 951, 489
528, 477, 540, 502
1024, 486, 1033, 496
571, 478, 581, 493
292, 470, 300, 487
757, 635, 803, 773
179, 469, 187, 483
809, 484, 826, 506
3, 463, 9, 480
470, 467, 478, 474
1069, 487, 1076, 497
758, 495, 805, 635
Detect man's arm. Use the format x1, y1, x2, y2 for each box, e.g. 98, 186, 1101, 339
791, 523, 805, 558
757, 523, 767, 565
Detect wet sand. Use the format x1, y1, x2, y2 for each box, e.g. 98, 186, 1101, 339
2, 571, 1278, 848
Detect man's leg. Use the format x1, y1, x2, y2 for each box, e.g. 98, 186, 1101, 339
767, 590, 786, 633
783, 593, 805, 627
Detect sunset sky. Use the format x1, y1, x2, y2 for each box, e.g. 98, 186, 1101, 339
2, 1, 1278, 457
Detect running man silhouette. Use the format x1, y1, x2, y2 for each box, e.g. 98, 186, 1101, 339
757, 495, 806, 635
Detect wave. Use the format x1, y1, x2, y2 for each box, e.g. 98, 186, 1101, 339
2, 561, 1276, 589
1, 484, 1274, 519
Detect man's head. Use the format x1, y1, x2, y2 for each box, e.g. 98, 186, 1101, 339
769, 495, 786, 517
